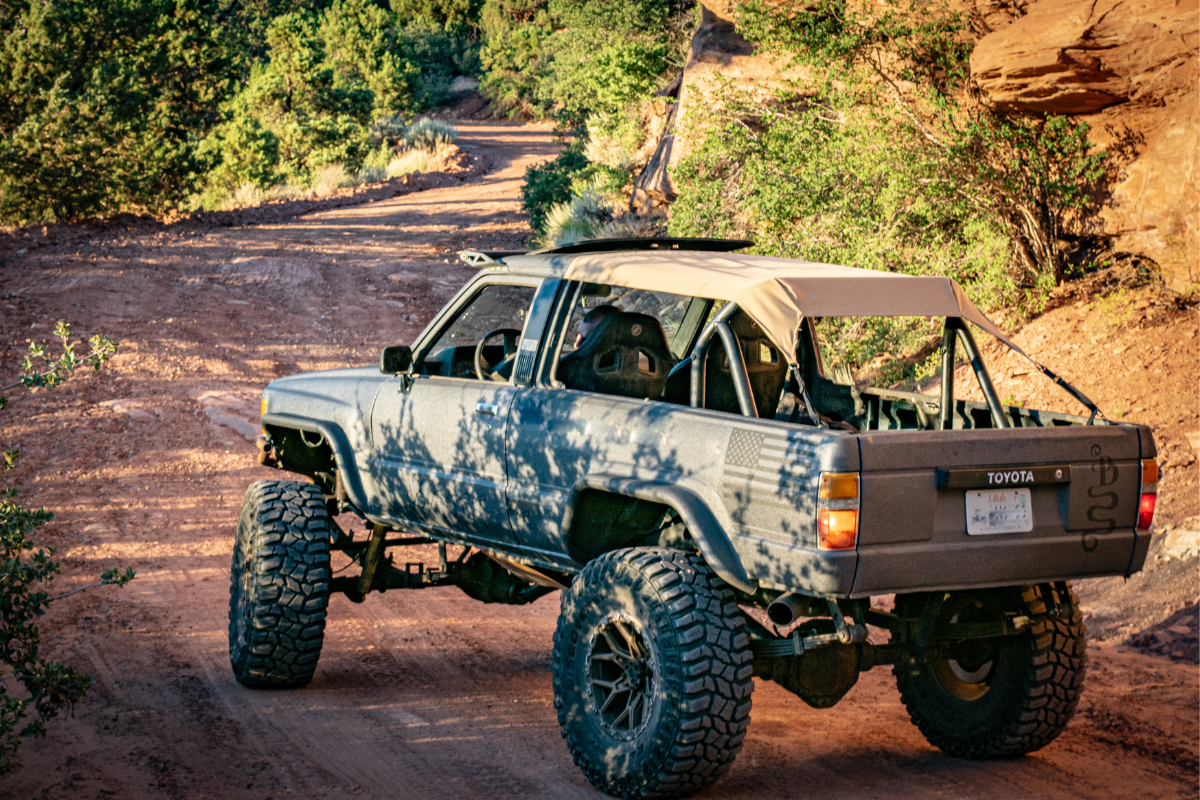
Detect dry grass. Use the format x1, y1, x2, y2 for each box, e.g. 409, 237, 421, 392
310, 163, 353, 198
387, 149, 430, 178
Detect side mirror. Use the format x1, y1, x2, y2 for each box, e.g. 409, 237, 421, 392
380, 345, 413, 375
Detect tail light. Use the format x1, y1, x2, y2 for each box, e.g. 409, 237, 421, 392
1137, 459, 1158, 531
818, 472, 860, 550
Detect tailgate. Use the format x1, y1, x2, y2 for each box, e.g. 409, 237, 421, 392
851, 424, 1152, 596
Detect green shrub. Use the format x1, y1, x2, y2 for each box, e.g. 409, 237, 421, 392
478, 0, 555, 119
521, 143, 591, 234
478, 0, 690, 123
540, 179, 613, 245
662, 0, 1111, 380
405, 118, 458, 149
0, 324, 131, 776
736, 0, 1108, 286
402, 22, 482, 107
391, 0, 486, 30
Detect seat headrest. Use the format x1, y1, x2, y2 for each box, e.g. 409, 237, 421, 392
559, 311, 673, 399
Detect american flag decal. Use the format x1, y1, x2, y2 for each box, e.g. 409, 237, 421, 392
721, 428, 818, 533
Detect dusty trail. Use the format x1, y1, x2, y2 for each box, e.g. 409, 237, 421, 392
0, 120, 1195, 800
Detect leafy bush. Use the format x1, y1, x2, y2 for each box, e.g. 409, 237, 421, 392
662, 0, 1112, 381
478, 0, 555, 119
402, 22, 482, 107
521, 144, 592, 235
391, 0, 486, 31
736, 0, 1108, 286
478, 0, 690, 122
405, 118, 458, 149
0, 324, 130, 776
0, 0, 240, 224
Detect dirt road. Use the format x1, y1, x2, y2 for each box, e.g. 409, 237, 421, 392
0, 121, 1196, 799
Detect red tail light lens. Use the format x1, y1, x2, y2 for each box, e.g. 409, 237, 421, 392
818, 509, 859, 549
1138, 459, 1158, 530
1137, 493, 1157, 530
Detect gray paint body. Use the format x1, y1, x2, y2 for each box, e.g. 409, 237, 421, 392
259, 260, 1155, 599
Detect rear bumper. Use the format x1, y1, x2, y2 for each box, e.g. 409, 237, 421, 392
848, 527, 1139, 597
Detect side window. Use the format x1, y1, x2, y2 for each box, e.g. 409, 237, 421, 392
419, 283, 538, 380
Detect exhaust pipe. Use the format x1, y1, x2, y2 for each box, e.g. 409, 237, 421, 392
767, 592, 809, 626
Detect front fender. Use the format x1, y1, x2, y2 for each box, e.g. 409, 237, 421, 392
569, 476, 756, 594
261, 412, 371, 512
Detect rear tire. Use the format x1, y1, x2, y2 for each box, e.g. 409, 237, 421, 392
894, 584, 1086, 758
229, 480, 332, 688
551, 547, 753, 799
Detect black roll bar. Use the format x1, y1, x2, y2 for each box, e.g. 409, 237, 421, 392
690, 303, 757, 418
947, 318, 1010, 429
939, 321, 956, 430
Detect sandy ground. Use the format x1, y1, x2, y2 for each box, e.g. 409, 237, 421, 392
0, 120, 1197, 799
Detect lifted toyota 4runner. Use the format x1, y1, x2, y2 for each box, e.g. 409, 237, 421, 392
230, 238, 1158, 799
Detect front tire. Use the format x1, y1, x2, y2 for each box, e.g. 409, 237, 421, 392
229, 480, 332, 688
551, 547, 753, 799
894, 584, 1086, 758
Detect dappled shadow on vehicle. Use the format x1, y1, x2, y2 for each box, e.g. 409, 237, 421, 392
366, 372, 849, 595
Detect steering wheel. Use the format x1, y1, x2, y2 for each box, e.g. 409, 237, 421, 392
474, 328, 522, 382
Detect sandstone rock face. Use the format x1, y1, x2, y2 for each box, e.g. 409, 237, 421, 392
971, 0, 1197, 114
632, 1, 802, 213
972, 0, 1198, 286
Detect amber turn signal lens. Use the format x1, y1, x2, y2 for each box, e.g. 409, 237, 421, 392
1141, 459, 1159, 486
818, 510, 859, 550
261, 395, 268, 417
819, 473, 860, 500
1137, 493, 1157, 531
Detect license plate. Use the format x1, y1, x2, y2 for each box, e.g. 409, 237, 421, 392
965, 488, 1033, 535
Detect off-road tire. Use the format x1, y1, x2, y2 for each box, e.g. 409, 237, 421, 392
894, 583, 1086, 758
229, 480, 332, 688
551, 547, 753, 799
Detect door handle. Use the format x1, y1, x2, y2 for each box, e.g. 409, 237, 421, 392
475, 402, 499, 416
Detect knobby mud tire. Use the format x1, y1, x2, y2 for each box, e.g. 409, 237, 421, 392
551, 547, 754, 800
894, 583, 1087, 759
229, 480, 332, 688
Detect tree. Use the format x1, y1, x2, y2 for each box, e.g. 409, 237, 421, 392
0, 0, 241, 224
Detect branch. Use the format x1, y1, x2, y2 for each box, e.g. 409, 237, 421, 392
866, 54, 948, 151
47, 582, 105, 601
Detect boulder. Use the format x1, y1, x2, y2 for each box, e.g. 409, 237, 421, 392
971, 0, 1198, 286
970, 0, 1197, 114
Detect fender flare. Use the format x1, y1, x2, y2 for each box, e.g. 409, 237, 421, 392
261, 412, 370, 511
568, 476, 756, 594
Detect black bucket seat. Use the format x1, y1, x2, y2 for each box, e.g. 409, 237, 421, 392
558, 312, 673, 400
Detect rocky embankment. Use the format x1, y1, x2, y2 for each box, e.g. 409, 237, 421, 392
633, 0, 1198, 293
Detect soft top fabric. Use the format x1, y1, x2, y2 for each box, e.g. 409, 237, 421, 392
562, 251, 1023, 364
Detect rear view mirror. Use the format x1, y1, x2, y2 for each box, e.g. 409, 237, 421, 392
380, 345, 413, 375
581, 282, 612, 298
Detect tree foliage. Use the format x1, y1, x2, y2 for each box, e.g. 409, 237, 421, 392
479, 0, 690, 121
734, 0, 1107, 285
0, 0, 240, 224
0, 0, 483, 223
